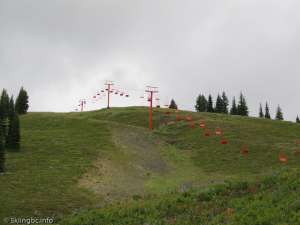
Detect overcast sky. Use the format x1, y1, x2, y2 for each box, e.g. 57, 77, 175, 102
1, 0, 300, 120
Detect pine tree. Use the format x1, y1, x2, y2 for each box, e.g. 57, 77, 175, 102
6, 96, 15, 148
195, 94, 207, 112
0, 89, 10, 144
0, 89, 10, 119
7, 98, 20, 150
259, 103, 264, 118
275, 105, 284, 120
207, 95, 214, 112
0, 97, 3, 121
15, 87, 29, 115
265, 102, 271, 119
0, 118, 5, 173
0, 102, 3, 136
8, 96, 15, 121
169, 99, 178, 110
237, 93, 249, 116
296, 115, 300, 123
215, 94, 223, 113
221, 92, 229, 114
5, 96, 15, 146
230, 97, 238, 115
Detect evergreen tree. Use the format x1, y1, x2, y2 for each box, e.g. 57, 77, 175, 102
221, 92, 229, 114
237, 93, 249, 116
0, 97, 3, 121
207, 95, 214, 112
5, 96, 15, 145
169, 99, 178, 110
275, 105, 284, 120
195, 94, 207, 112
265, 102, 271, 119
230, 97, 238, 115
6, 96, 15, 148
8, 96, 15, 121
0, 89, 10, 119
0, 102, 3, 136
7, 98, 20, 150
215, 94, 223, 113
296, 115, 300, 123
259, 103, 264, 118
15, 87, 29, 114
0, 89, 10, 143
0, 118, 4, 173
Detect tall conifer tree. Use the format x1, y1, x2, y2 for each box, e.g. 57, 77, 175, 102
207, 95, 214, 112
0, 89, 9, 119
275, 105, 284, 120
7, 97, 20, 150
8, 96, 15, 120
259, 103, 264, 118
265, 102, 271, 119
0, 101, 4, 136
0, 118, 5, 173
237, 93, 249, 116
215, 94, 223, 113
230, 97, 238, 115
221, 92, 229, 114
0, 89, 10, 143
195, 94, 207, 112
15, 87, 29, 115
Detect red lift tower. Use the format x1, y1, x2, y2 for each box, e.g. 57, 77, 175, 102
145, 86, 159, 130
105, 81, 114, 109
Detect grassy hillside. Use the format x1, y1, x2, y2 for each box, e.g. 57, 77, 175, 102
0, 107, 300, 224
62, 169, 300, 225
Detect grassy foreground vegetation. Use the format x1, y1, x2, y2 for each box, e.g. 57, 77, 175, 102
62, 169, 300, 225
0, 107, 299, 224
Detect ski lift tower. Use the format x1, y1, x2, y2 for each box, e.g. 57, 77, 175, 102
78, 99, 86, 112
105, 80, 114, 109
145, 86, 159, 130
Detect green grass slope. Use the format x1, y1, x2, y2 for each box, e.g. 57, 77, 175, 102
0, 113, 115, 223
61, 169, 300, 225
0, 107, 299, 224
